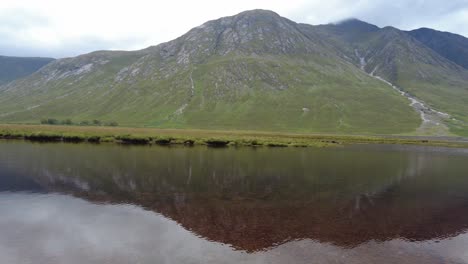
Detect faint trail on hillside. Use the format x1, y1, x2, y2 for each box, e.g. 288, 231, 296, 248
0, 91, 77, 118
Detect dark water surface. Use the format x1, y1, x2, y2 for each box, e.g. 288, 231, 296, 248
1, 141, 468, 263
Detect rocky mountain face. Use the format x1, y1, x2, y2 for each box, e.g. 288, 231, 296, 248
0, 10, 467, 135
408, 28, 468, 70
0, 56, 54, 85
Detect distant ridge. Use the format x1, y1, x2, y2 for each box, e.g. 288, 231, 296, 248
408, 28, 468, 70
0, 55, 54, 85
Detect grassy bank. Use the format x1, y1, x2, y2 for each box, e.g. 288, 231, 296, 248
0, 124, 467, 148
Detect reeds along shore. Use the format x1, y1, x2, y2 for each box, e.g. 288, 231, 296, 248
0, 124, 467, 148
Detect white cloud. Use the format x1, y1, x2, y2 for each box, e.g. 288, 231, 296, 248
0, 0, 467, 58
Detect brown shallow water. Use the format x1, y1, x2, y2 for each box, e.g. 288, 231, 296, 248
0, 141, 468, 263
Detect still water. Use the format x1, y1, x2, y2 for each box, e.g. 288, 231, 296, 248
0, 140, 468, 263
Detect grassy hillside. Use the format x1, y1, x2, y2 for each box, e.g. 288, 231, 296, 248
0, 52, 420, 134
369, 29, 468, 135
316, 20, 468, 135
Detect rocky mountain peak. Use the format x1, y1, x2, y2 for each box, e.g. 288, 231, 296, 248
234, 9, 281, 18
321, 18, 380, 43
153, 9, 321, 65
334, 18, 380, 32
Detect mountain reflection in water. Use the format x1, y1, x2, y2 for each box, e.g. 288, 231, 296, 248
0, 141, 468, 263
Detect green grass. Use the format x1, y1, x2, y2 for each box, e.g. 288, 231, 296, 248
0, 53, 421, 135
1, 124, 467, 148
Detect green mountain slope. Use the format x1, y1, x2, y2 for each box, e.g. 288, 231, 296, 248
3, 10, 461, 135
0, 56, 54, 85
316, 20, 468, 135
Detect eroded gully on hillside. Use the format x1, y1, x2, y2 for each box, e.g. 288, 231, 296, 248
355, 49, 455, 136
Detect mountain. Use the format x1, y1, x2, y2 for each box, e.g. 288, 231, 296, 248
315, 19, 468, 135
0, 10, 467, 136
0, 56, 54, 85
0, 10, 420, 134
408, 28, 468, 70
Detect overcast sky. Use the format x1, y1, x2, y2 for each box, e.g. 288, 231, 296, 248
1, 0, 467, 58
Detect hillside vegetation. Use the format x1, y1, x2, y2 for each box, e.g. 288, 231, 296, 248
1, 10, 467, 135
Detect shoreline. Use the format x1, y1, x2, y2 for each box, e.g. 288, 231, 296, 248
1, 124, 468, 148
